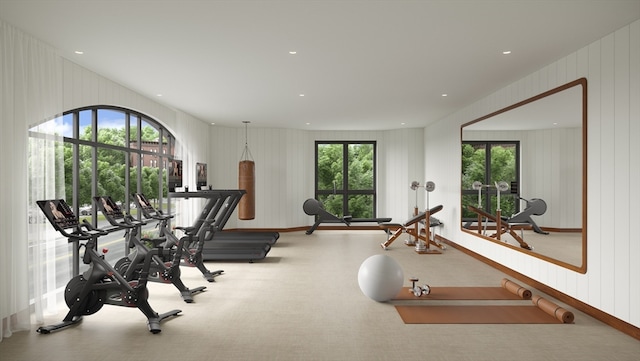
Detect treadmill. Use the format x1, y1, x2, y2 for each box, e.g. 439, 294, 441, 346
167, 190, 273, 262
196, 189, 278, 246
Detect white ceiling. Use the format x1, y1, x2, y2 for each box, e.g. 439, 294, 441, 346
1, 0, 638, 130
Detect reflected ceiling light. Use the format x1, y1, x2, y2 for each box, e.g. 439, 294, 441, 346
289, 51, 297, 55
502, 50, 512, 55
441, 93, 448, 97
74, 50, 84, 55
299, 94, 305, 97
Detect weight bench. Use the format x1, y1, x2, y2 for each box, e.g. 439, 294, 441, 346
303, 198, 392, 235
379, 205, 444, 251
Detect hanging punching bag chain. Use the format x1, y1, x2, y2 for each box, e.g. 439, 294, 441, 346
239, 121, 255, 220
241, 120, 254, 161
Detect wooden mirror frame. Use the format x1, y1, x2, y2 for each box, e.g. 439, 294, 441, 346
460, 78, 587, 273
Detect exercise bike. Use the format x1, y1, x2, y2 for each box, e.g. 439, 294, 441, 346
94, 196, 206, 303
132, 192, 224, 282
36, 199, 181, 334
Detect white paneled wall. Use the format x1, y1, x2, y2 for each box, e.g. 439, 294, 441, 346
426, 20, 639, 328
62, 60, 176, 128
207, 127, 424, 229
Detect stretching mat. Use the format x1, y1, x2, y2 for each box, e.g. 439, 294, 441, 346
393, 278, 532, 301
395, 295, 574, 324
395, 305, 564, 324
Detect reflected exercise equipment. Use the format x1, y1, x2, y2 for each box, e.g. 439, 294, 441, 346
506, 196, 549, 235
460, 78, 587, 272
466, 181, 533, 250
35, 199, 181, 334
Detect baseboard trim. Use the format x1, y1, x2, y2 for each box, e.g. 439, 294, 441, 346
436, 235, 640, 341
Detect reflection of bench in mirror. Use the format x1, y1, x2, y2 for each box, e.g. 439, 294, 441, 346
467, 205, 533, 250
303, 198, 392, 235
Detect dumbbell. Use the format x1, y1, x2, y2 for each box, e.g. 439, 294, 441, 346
408, 277, 431, 297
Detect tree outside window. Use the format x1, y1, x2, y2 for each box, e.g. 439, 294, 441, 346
315, 141, 376, 218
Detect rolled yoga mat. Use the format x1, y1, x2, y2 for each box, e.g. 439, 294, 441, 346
500, 278, 532, 299
532, 295, 575, 324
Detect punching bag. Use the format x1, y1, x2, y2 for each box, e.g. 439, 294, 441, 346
238, 121, 255, 220
238, 159, 255, 220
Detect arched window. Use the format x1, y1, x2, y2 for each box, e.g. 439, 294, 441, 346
28, 105, 178, 278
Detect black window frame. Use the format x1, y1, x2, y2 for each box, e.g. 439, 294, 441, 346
314, 140, 378, 218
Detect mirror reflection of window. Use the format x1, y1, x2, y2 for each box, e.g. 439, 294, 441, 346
460, 78, 586, 273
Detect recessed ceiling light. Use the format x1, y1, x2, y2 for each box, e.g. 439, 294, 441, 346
502, 50, 512, 55
211, 122, 216, 125
156, 94, 163, 97
441, 93, 448, 97
74, 51, 84, 55
299, 94, 305, 97
289, 51, 297, 55
306, 122, 311, 125
401, 122, 406, 125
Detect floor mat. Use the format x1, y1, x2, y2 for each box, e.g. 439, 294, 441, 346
395, 305, 563, 324
394, 286, 524, 300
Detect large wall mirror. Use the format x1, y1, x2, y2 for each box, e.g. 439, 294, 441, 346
460, 78, 587, 273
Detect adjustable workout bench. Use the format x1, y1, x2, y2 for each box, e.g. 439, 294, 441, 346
379, 205, 444, 251
303, 198, 392, 235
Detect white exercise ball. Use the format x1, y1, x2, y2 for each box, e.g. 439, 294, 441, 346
357, 254, 404, 302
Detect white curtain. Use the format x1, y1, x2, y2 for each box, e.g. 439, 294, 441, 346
1, 20, 63, 341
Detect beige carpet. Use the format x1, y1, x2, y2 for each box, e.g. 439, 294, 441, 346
0, 230, 638, 361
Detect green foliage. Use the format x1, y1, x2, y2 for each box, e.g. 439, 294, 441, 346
461, 144, 485, 189
317, 143, 375, 218
130, 125, 160, 142
317, 144, 343, 190
348, 144, 373, 189
64, 125, 168, 207
348, 195, 373, 218
461, 142, 518, 218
